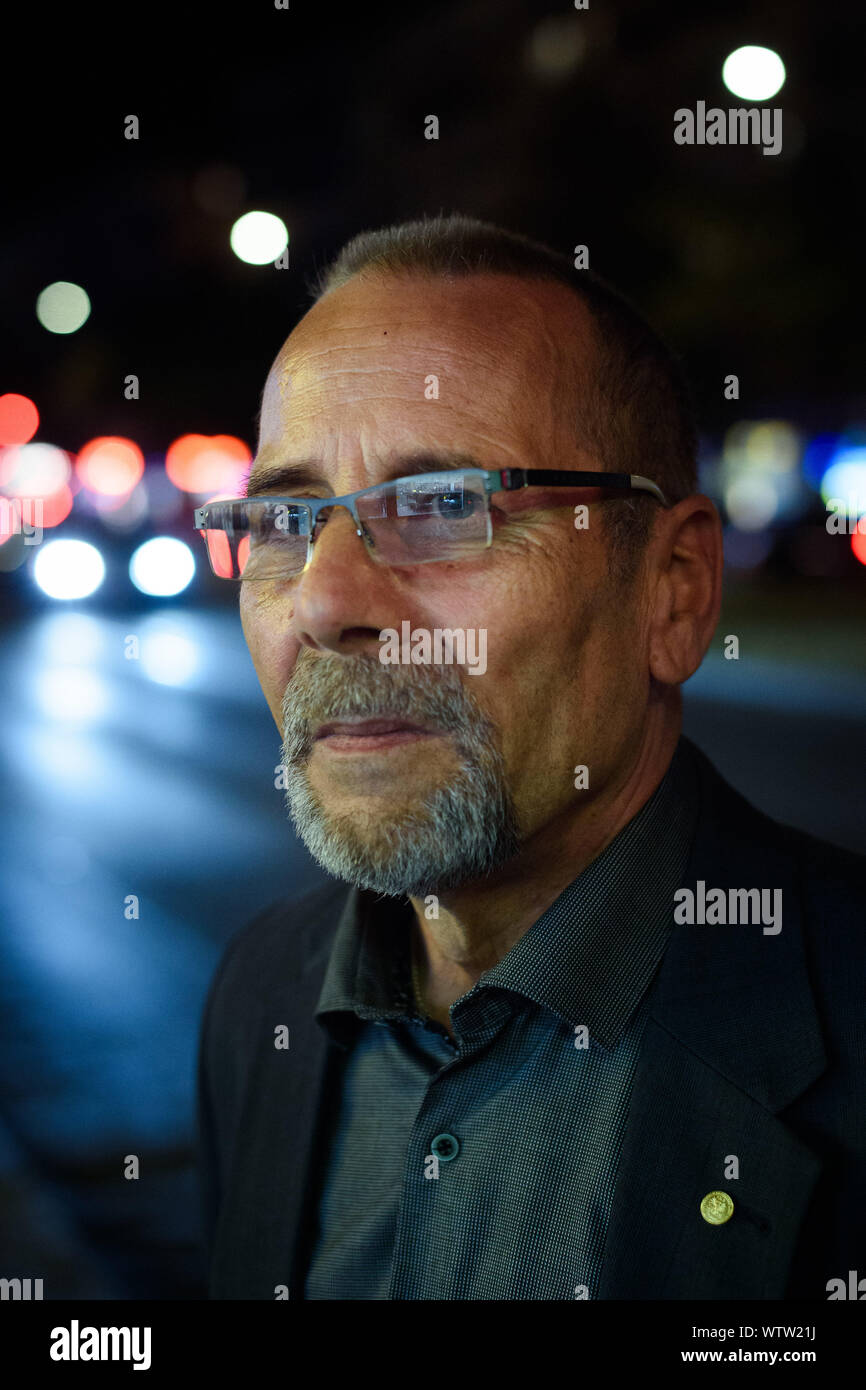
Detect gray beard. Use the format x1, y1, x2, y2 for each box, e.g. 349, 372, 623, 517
279, 650, 521, 897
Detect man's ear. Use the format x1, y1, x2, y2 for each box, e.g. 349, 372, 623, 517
646, 494, 723, 686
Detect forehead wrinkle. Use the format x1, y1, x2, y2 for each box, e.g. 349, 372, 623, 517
279, 333, 528, 381
278, 284, 584, 379
261, 277, 597, 460
268, 343, 554, 438
262, 355, 518, 446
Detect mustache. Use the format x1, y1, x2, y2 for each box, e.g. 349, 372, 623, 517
280, 650, 487, 761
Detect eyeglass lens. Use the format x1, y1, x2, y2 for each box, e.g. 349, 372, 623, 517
201, 471, 492, 579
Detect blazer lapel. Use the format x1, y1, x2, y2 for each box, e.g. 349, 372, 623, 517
598, 746, 827, 1299
210, 884, 355, 1299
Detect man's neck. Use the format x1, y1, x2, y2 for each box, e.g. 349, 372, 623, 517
408, 722, 681, 1028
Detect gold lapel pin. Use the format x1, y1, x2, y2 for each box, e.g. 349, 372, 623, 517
700, 1191, 735, 1225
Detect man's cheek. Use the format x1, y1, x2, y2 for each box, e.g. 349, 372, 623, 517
239, 604, 268, 680
239, 603, 289, 709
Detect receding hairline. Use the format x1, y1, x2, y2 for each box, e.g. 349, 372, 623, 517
263, 263, 603, 438
282, 262, 598, 356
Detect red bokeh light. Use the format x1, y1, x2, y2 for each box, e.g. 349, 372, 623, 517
0, 485, 72, 543
166, 434, 250, 494
76, 437, 145, 496
0, 394, 39, 446
39, 485, 74, 528
197, 491, 246, 578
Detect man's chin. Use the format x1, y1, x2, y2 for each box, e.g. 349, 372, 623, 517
281, 737, 522, 897
282, 797, 482, 896
297, 832, 464, 898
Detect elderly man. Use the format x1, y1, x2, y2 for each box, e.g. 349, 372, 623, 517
195, 214, 864, 1301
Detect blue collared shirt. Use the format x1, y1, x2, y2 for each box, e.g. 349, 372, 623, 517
303, 738, 700, 1299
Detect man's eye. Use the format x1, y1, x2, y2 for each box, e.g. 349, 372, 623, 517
435, 490, 477, 518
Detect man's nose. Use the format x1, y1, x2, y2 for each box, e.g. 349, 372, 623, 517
290, 504, 392, 658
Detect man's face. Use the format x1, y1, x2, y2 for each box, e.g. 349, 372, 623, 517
240, 272, 650, 895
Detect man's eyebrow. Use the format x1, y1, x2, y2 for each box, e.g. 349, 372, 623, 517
243, 462, 323, 497
243, 451, 487, 498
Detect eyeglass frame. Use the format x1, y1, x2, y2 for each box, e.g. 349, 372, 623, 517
193, 467, 670, 579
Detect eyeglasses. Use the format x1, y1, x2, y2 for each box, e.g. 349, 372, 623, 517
193, 467, 669, 581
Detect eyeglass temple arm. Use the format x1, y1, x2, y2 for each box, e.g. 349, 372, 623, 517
496, 468, 669, 507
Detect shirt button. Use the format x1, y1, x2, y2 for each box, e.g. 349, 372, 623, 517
430, 1132, 460, 1162
700, 1191, 734, 1225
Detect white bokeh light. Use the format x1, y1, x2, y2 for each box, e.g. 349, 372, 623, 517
1, 441, 71, 495
724, 475, 779, 531
34, 539, 105, 599
34, 667, 110, 722
129, 536, 195, 596
140, 631, 200, 685
820, 451, 866, 518
36, 281, 92, 335
37, 611, 106, 664
229, 211, 289, 265
722, 46, 786, 101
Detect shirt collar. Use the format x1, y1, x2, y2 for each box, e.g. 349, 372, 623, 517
315, 737, 700, 1049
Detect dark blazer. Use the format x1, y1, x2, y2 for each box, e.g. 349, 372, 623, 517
195, 739, 866, 1299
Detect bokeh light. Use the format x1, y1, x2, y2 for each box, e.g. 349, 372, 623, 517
0, 495, 35, 546
33, 539, 105, 600
229, 211, 289, 265
526, 18, 585, 80
130, 537, 196, 597
35, 611, 106, 665
34, 667, 110, 723
140, 630, 200, 685
196, 492, 242, 578
0, 393, 39, 445
165, 434, 250, 494
820, 449, 866, 518
0, 485, 72, 545
92, 481, 151, 530
36, 281, 91, 334
720, 420, 805, 529
76, 437, 145, 496
802, 434, 842, 490
0, 441, 71, 495
724, 474, 778, 531
38, 485, 74, 529
722, 46, 786, 101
